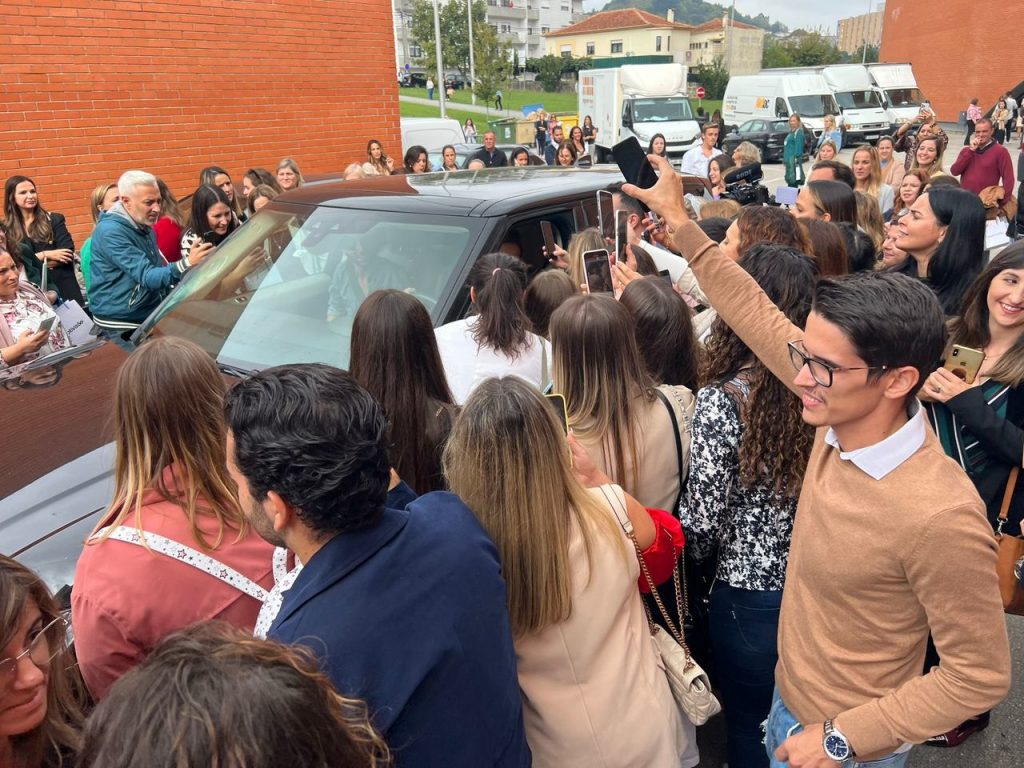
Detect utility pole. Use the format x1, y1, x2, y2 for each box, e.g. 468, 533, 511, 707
433, 0, 446, 118
468, 0, 476, 105
861, 0, 872, 64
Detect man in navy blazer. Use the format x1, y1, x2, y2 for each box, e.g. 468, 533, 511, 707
225, 365, 530, 767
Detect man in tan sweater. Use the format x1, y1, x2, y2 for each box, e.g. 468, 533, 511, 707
625, 155, 1012, 767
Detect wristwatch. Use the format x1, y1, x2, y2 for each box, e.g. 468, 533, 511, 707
823, 720, 854, 762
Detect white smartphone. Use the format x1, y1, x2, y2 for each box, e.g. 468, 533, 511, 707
36, 316, 56, 335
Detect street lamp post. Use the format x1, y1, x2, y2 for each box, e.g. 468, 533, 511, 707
432, 0, 446, 118
468, 0, 476, 105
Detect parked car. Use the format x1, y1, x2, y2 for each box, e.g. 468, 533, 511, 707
401, 72, 427, 88
721, 119, 814, 163
1, 166, 626, 603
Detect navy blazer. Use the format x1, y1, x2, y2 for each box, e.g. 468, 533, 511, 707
269, 491, 531, 767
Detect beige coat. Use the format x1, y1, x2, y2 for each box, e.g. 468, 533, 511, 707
575, 386, 694, 512
515, 485, 698, 767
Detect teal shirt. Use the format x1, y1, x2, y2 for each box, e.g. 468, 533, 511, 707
783, 129, 804, 163
81, 237, 93, 294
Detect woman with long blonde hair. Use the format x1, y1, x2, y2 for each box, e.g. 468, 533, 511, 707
564, 226, 605, 291
72, 337, 276, 701
443, 376, 695, 767
851, 145, 895, 219
550, 294, 694, 512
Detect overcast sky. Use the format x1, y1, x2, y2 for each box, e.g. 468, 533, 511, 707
581, 1, 880, 33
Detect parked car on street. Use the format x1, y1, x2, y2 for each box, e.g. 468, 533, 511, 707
1, 167, 625, 604
721, 119, 814, 163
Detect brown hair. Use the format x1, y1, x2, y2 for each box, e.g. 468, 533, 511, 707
0, 555, 83, 767
350, 290, 456, 494
468, 252, 532, 357
524, 269, 577, 338
365, 139, 391, 176
910, 136, 945, 176
155, 177, 186, 228
443, 377, 625, 637
550, 295, 655, 491
854, 190, 886, 252
948, 241, 1024, 387
852, 145, 884, 198
246, 184, 279, 215
91, 337, 245, 551
736, 206, 811, 256
799, 219, 849, 277
619, 277, 701, 389
4, 175, 53, 247
77, 621, 390, 768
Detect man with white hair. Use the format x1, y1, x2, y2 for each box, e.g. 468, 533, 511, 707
89, 170, 212, 346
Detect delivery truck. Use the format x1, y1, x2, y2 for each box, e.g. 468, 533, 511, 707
722, 72, 840, 138
866, 63, 927, 132
578, 63, 702, 163
764, 64, 890, 143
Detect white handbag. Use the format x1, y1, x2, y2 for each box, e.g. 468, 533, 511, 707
603, 486, 722, 726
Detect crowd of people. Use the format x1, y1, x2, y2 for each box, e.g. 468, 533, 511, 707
1, 100, 1023, 768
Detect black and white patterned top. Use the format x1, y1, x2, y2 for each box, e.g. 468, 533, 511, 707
678, 380, 797, 592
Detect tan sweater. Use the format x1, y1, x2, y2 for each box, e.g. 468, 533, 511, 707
674, 220, 1011, 759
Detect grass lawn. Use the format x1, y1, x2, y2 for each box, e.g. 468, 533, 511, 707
399, 87, 578, 115
399, 100, 487, 128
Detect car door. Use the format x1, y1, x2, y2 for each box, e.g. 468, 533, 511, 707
747, 120, 769, 151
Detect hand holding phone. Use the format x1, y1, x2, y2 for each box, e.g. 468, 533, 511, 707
582, 249, 613, 295
540, 221, 557, 260
613, 136, 659, 195
943, 344, 984, 384
36, 315, 56, 335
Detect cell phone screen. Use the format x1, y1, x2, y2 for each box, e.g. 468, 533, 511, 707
544, 393, 569, 435
596, 190, 615, 242
582, 249, 613, 295
612, 136, 659, 194
658, 269, 672, 286
540, 221, 556, 258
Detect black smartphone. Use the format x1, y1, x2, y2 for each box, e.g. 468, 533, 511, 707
540, 221, 556, 259
614, 209, 630, 267
658, 269, 673, 286
596, 190, 615, 242
582, 248, 613, 295
544, 392, 569, 435
612, 136, 659, 194
201, 230, 218, 244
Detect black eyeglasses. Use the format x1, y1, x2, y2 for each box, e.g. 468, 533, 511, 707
787, 340, 889, 388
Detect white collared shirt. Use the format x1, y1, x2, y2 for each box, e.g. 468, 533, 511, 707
824, 400, 927, 480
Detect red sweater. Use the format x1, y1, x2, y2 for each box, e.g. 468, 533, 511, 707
152, 217, 183, 262
950, 142, 1015, 197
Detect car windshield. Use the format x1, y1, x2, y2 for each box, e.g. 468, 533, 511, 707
834, 89, 883, 110
633, 97, 694, 122
138, 202, 480, 371
884, 88, 924, 108
788, 95, 838, 118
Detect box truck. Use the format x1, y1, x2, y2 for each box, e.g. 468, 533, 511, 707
578, 63, 701, 163
722, 73, 840, 138
764, 64, 890, 143
866, 63, 927, 132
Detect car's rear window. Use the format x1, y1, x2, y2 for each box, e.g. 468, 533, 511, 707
140, 203, 481, 371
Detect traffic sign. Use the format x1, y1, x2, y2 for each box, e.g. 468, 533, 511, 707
696, 87, 706, 99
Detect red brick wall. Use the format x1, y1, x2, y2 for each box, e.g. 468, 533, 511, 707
0, 0, 400, 244
880, 1, 1023, 122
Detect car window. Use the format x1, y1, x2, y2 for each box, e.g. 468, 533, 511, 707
139, 203, 482, 371
750, 121, 766, 132
772, 121, 790, 132
739, 120, 754, 133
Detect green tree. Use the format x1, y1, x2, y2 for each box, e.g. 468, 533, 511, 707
532, 54, 568, 93
790, 33, 843, 66
694, 58, 729, 100
847, 43, 880, 64
409, 0, 487, 81
472, 25, 512, 107
762, 39, 795, 69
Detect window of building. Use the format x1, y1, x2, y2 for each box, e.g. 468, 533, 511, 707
656, 35, 662, 52
667, 36, 671, 51
541, 26, 550, 34
560, 45, 572, 58
586, 41, 595, 55
560, 2, 569, 10
410, 44, 423, 59
611, 40, 623, 54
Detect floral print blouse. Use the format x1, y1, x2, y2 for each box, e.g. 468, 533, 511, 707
678, 380, 798, 592
0, 289, 72, 366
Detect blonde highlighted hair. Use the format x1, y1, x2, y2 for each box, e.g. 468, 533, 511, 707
565, 226, 606, 294
443, 377, 625, 637
852, 145, 884, 198
91, 337, 245, 551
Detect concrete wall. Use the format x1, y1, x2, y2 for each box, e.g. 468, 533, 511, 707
0, 0, 400, 244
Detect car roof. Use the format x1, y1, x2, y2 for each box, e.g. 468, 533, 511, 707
280, 166, 625, 217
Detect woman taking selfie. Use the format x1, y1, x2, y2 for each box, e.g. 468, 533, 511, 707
3, 176, 84, 304
435, 252, 548, 404
350, 289, 458, 494
443, 376, 696, 768
1, 556, 83, 768
179, 185, 238, 260
72, 337, 276, 700
892, 187, 986, 315
550, 294, 694, 512
681, 243, 817, 768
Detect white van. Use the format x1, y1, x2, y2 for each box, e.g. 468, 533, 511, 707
400, 117, 466, 154
723, 73, 840, 138
867, 63, 926, 132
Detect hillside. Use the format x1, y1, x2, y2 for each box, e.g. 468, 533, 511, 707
600, 0, 787, 33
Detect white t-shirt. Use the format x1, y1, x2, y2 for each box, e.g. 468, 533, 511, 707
434, 315, 549, 404
679, 145, 722, 178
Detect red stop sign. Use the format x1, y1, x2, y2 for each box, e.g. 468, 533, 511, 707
696, 87, 706, 99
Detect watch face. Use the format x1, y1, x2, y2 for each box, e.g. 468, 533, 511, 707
824, 734, 851, 760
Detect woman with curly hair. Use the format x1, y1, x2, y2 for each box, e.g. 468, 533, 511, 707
679, 243, 817, 768
77, 621, 390, 768
0, 555, 83, 768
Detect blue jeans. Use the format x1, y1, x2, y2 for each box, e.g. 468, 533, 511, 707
710, 583, 781, 768
764, 689, 911, 768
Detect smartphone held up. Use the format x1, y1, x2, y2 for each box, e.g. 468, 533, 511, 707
582, 249, 613, 295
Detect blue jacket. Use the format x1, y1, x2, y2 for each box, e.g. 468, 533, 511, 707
269, 492, 530, 767
89, 204, 188, 328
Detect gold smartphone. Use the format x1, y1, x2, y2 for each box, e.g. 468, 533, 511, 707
544, 393, 569, 435
944, 344, 984, 384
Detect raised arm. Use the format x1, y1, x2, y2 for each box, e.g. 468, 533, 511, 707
624, 155, 804, 395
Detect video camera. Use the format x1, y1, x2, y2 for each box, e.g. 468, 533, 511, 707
719, 162, 771, 206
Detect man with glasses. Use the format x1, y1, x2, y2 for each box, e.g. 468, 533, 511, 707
626, 154, 1010, 768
